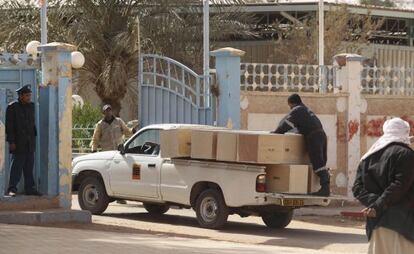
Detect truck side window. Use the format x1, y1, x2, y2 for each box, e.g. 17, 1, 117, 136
126, 129, 160, 155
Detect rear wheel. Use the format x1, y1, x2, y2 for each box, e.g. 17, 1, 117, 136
143, 203, 170, 215
261, 210, 293, 229
78, 176, 109, 215
195, 189, 229, 229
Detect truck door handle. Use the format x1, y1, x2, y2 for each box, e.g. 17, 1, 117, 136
148, 163, 156, 168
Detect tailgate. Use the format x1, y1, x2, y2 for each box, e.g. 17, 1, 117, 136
264, 193, 350, 207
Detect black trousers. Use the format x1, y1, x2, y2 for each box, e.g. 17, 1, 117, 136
305, 130, 328, 172
8, 152, 36, 193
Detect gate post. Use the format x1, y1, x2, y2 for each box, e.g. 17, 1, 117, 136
38, 43, 75, 208
0, 89, 6, 195
211, 47, 245, 129
333, 54, 364, 198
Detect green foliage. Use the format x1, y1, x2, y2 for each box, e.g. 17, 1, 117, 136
360, 0, 396, 8
72, 102, 102, 153
73, 102, 102, 126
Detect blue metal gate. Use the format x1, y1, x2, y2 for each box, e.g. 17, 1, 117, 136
139, 54, 215, 127
0, 53, 39, 195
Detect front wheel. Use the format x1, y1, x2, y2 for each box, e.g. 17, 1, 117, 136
78, 176, 109, 215
143, 203, 170, 215
195, 189, 229, 229
261, 210, 293, 229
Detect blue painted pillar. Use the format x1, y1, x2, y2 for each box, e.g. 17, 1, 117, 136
210, 47, 245, 129
0, 89, 6, 195
38, 43, 75, 208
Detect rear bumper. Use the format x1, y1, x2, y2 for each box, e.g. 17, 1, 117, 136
253, 193, 349, 207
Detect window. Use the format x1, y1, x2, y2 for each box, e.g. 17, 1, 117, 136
126, 129, 160, 155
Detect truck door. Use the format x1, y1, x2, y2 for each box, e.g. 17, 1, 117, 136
109, 129, 161, 199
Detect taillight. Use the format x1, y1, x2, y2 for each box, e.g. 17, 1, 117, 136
256, 174, 266, 193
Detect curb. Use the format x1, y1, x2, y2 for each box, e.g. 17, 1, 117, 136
0, 209, 91, 225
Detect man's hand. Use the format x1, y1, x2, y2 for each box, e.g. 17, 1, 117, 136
9, 143, 16, 153
361, 207, 377, 218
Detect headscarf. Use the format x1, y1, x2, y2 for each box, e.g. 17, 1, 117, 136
361, 117, 411, 161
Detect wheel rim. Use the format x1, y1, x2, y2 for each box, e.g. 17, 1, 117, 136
200, 197, 218, 223
83, 183, 99, 207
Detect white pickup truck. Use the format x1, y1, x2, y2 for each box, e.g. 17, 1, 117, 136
72, 124, 331, 229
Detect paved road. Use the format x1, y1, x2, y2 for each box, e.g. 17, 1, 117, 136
0, 223, 361, 254
64, 196, 368, 254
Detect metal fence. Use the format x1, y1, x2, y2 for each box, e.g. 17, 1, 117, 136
72, 124, 95, 154
361, 66, 414, 96
240, 63, 337, 93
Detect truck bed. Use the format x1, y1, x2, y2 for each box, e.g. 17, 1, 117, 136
171, 158, 349, 207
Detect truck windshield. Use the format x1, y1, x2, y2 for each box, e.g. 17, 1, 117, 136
126, 129, 160, 155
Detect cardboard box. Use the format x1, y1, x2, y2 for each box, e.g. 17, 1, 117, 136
308, 167, 321, 193
238, 133, 309, 164
191, 130, 218, 160
216, 131, 238, 161
265, 165, 309, 194
160, 129, 192, 158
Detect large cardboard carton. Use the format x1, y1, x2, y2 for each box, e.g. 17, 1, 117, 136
216, 131, 238, 161
160, 129, 192, 158
308, 167, 321, 193
266, 165, 309, 194
191, 130, 218, 160
238, 133, 309, 164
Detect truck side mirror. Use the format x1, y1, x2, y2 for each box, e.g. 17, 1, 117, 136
118, 144, 125, 154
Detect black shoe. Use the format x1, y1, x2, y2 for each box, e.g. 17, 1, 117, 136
26, 190, 42, 196
311, 184, 330, 197
8, 191, 16, 197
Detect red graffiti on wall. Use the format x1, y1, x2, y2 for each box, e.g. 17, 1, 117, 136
362, 116, 414, 137
363, 117, 386, 137
348, 120, 360, 141
400, 116, 414, 136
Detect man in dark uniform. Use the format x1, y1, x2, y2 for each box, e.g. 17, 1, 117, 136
272, 94, 329, 196
6, 85, 40, 197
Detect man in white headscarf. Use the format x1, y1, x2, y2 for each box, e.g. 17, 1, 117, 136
353, 118, 414, 254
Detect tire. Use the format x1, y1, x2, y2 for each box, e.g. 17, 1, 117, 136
195, 189, 229, 229
261, 210, 293, 229
78, 176, 110, 215
143, 203, 170, 215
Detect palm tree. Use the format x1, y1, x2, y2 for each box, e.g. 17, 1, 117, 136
0, 0, 256, 116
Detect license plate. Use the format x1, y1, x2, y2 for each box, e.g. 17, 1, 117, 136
283, 199, 304, 207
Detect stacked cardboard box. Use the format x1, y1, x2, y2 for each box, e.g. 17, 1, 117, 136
238, 132, 309, 164
160, 129, 193, 158
191, 130, 218, 160
265, 165, 309, 194
161, 127, 316, 193
214, 130, 309, 164
308, 167, 321, 193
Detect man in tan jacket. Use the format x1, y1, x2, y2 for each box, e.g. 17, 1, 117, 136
90, 104, 136, 152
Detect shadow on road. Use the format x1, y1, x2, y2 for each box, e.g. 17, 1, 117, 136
94, 212, 367, 250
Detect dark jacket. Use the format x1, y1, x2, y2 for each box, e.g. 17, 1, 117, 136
352, 143, 414, 241
5, 100, 37, 154
273, 104, 324, 136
